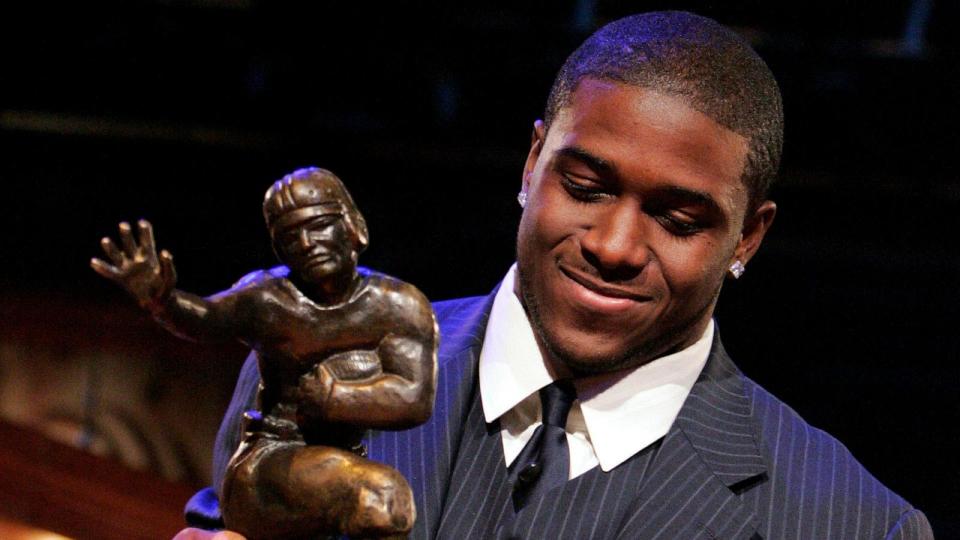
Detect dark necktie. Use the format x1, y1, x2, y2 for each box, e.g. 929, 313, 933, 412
507, 379, 577, 511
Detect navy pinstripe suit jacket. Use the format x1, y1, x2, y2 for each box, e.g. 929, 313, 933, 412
188, 291, 934, 539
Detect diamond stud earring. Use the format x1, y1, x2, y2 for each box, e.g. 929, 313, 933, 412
729, 260, 746, 279
517, 191, 528, 208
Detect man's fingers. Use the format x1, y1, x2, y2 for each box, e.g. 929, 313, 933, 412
90, 257, 120, 279
138, 219, 156, 257
172, 528, 247, 540
100, 236, 124, 265
211, 531, 247, 539
118, 221, 138, 257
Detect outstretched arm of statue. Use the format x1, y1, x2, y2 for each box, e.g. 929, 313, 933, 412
91, 219, 241, 342
298, 326, 438, 430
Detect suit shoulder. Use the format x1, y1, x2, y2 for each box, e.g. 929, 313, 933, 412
745, 375, 887, 483
429, 294, 495, 361
742, 376, 919, 535
432, 295, 491, 322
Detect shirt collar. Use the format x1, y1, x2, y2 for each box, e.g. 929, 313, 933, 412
479, 264, 552, 423
478, 264, 714, 472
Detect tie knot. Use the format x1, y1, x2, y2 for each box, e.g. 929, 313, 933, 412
539, 380, 576, 427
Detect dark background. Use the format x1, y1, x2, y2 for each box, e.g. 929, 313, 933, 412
2, 1, 957, 536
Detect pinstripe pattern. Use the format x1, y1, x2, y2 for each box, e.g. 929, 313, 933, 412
211, 349, 260, 501
193, 291, 934, 539
739, 369, 934, 539
435, 375, 666, 539
365, 293, 495, 539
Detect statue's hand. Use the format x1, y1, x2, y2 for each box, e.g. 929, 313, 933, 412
91, 219, 177, 312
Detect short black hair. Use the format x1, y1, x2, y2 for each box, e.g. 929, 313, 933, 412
545, 11, 783, 210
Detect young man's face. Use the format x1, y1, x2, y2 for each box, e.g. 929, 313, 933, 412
516, 78, 775, 375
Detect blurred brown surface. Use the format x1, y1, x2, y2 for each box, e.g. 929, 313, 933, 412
0, 293, 247, 487
0, 516, 72, 539
0, 419, 195, 540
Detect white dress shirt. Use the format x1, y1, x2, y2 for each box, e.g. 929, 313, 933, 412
478, 264, 714, 479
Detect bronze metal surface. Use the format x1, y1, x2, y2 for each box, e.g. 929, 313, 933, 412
92, 167, 438, 539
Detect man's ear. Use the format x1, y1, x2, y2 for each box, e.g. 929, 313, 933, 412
734, 200, 777, 267
522, 120, 546, 191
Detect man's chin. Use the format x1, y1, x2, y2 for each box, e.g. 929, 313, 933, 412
556, 354, 636, 376
547, 340, 650, 375
531, 323, 648, 375
534, 317, 697, 376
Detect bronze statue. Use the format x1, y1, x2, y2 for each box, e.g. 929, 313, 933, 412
91, 168, 439, 539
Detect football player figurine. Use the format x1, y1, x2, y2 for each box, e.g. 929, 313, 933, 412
92, 168, 438, 539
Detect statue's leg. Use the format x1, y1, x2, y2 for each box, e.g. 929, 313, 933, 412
222, 435, 415, 539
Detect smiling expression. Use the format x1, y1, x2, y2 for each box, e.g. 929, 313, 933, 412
516, 78, 775, 375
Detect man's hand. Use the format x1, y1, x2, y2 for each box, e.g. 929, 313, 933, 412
172, 527, 245, 540
91, 219, 177, 312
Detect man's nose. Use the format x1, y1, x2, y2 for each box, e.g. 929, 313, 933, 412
580, 201, 650, 278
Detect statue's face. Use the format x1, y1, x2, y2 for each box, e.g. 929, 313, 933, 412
274, 203, 358, 288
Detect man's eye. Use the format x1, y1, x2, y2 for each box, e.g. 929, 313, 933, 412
560, 175, 606, 202
656, 213, 701, 236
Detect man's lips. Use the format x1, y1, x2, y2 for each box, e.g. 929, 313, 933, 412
558, 264, 651, 311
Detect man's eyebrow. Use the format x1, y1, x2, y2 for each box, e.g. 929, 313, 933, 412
556, 146, 615, 175
658, 185, 723, 214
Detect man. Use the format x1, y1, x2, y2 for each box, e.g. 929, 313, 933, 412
179, 11, 933, 539
93, 168, 438, 538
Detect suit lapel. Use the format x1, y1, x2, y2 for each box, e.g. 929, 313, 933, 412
675, 334, 767, 487
365, 292, 496, 539
615, 331, 767, 540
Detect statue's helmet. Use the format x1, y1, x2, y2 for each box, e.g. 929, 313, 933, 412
263, 167, 369, 252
